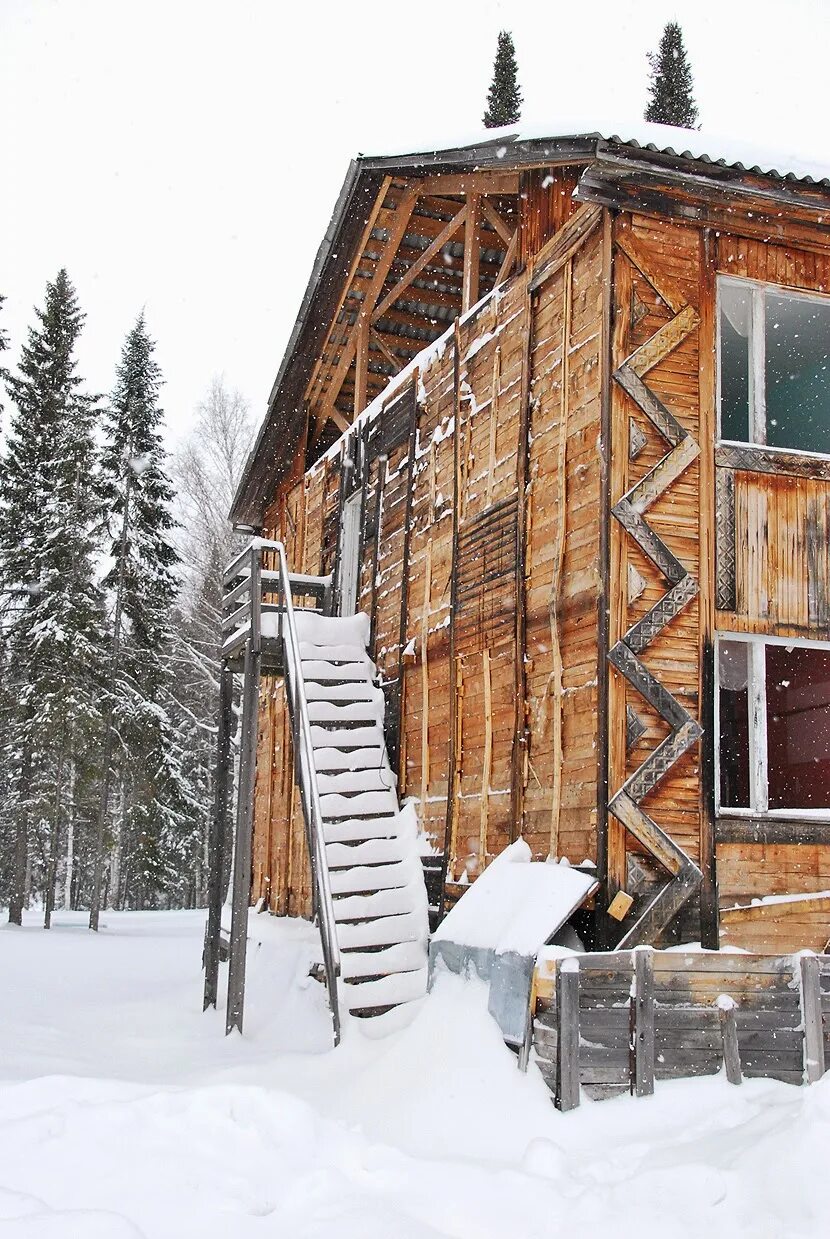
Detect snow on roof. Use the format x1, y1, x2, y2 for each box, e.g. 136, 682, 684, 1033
365, 112, 830, 189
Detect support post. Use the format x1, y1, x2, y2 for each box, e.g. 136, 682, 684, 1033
632, 948, 655, 1096
717, 995, 742, 1085
800, 954, 826, 1084
203, 665, 234, 1010
226, 548, 263, 1035
555, 959, 581, 1111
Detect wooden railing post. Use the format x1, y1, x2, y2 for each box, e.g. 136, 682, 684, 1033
556, 959, 580, 1111
717, 995, 742, 1085
633, 948, 655, 1097
800, 954, 826, 1084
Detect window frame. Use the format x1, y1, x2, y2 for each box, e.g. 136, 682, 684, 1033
716, 274, 830, 462
715, 631, 830, 820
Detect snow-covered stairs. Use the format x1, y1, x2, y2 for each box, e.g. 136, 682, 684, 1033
294, 611, 429, 1024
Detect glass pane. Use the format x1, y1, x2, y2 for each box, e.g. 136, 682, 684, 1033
718, 640, 751, 808
766, 644, 830, 811
765, 292, 830, 454
719, 282, 752, 443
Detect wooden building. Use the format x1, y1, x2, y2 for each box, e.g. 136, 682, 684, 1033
230, 122, 830, 958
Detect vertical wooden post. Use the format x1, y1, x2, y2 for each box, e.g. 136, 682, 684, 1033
462, 194, 482, 313
439, 323, 462, 912
511, 287, 532, 843
226, 549, 263, 1035
354, 316, 370, 420
633, 948, 655, 1096
698, 227, 720, 949
595, 209, 615, 948
555, 959, 581, 1111
717, 995, 742, 1085
203, 665, 234, 1010
800, 954, 826, 1084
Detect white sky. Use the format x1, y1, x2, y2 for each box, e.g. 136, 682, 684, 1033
2, 0, 830, 448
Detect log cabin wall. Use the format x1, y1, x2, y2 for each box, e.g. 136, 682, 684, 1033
249, 201, 606, 918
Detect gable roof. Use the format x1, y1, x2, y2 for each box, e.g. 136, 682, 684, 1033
231, 118, 830, 527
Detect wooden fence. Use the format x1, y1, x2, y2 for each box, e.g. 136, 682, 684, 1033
529, 949, 830, 1110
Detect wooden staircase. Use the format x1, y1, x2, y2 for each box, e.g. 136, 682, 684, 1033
204, 540, 428, 1041
297, 611, 429, 1020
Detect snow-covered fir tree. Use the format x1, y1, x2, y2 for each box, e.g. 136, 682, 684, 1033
0, 270, 105, 926
91, 315, 192, 924
482, 31, 522, 129
644, 22, 699, 129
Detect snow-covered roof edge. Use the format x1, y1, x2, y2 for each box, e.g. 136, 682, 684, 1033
360, 114, 830, 188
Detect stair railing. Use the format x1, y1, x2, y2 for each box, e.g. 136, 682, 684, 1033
265, 540, 342, 1046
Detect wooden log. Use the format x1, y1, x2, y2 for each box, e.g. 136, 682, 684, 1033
633, 949, 656, 1096
556, 959, 581, 1111
717, 995, 743, 1085
800, 954, 826, 1084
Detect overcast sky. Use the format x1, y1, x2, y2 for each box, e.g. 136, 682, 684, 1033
3, 0, 830, 449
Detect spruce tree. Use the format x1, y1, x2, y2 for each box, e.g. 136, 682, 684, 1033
644, 22, 699, 129
91, 316, 186, 924
482, 31, 522, 129
0, 271, 105, 925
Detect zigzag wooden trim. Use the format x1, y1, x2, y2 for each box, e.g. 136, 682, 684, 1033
609, 249, 703, 947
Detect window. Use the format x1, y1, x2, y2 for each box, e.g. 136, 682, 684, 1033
718, 277, 830, 456
717, 636, 830, 815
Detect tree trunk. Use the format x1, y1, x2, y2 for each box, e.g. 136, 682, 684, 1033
90, 468, 132, 931
64, 756, 77, 911
44, 728, 68, 929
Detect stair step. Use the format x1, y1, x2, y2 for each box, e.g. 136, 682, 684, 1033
307, 701, 383, 725
342, 966, 429, 1012
320, 791, 399, 820
336, 910, 426, 949
317, 768, 397, 796
304, 680, 380, 703
323, 816, 399, 844
301, 660, 372, 683
326, 836, 408, 868
326, 941, 426, 980
300, 642, 375, 668
333, 881, 424, 922
329, 858, 419, 896
293, 612, 370, 648
314, 747, 391, 773
310, 725, 383, 749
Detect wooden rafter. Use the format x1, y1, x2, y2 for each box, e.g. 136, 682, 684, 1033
480, 197, 513, 246
317, 187, 419, 429
369, 327, 404, 375
304, 175, 394, 407
462, 194, 482, 312
372, 204, 468, 324
495, 228, 519, 286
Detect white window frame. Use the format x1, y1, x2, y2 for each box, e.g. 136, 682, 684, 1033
716, 274, 830, 461
715, 631, 830, 820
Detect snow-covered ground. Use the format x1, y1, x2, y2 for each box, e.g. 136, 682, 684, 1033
1, 909, 828, 1237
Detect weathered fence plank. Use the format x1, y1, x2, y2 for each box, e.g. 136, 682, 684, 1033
555, 960, 580, 1111
800, 954, 826, 1084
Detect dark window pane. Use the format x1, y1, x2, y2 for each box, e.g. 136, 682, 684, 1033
765, 293, 830, 454
719, 282, 751, 443
766, 644, 830, 810
719, 640, 751, 808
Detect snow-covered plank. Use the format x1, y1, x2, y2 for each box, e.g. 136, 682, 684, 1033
342, 965, 428, 1010
314, 746, 391, 772
329, 858, 419, 896
325, 836, 409, 868
303, 681, 381, 703
319, 789, 399, 819
335, 910, 426, 948
317, 768, 397, 795
432, 840, 598, 956
310, 725, 383, 749
332, 881, 424, 922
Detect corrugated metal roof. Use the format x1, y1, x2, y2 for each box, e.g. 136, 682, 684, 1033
364, 115, 830, 189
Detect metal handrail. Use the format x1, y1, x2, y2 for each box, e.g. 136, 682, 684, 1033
232, 538, 341, 1045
